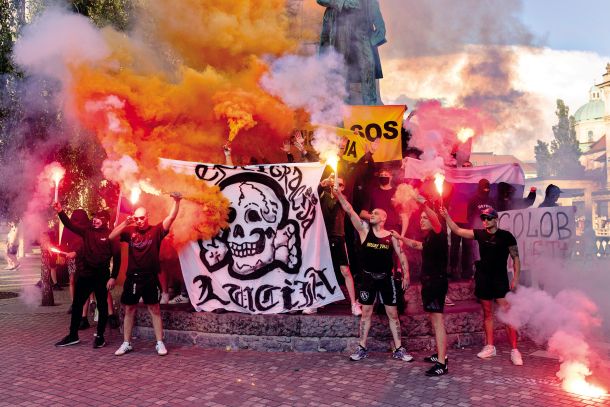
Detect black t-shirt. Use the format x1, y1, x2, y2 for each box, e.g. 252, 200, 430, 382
360, 229, 394, 275
421, 231, 448, 280
320, 189, 345, 237
362, 186, 400, 231
473, 228, 517, 276
120, 223, 168, 276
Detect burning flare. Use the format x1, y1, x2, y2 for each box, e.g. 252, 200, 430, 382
130, 186, 141, 205
434, 172, 445, 196
456, 127, 475, 143
560, 362, 607, 398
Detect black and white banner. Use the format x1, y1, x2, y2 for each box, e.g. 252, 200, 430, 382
161, 159, 344, 314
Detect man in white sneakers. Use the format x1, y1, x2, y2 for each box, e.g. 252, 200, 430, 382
110, 192, 182, 356
440, 207, 523, 366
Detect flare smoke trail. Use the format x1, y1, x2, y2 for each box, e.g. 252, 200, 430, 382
499, 286, 608, 396
376, 0, 542, 159
13, 1, 343, 245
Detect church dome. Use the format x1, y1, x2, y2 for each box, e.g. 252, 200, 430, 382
574, 99, 604, 122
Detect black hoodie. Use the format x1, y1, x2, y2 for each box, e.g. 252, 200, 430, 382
58, 211, 120, 278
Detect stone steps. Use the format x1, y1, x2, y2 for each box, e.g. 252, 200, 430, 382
132, 281, 506, 353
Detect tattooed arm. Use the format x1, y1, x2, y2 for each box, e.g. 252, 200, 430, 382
392, 236, 410, 290
509, 245, 521, 290
335, 187, 368, 242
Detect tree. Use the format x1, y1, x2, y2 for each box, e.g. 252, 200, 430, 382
550, 100, 584, 177
534, 99, 585, 178
71, 0, 133, 30
534, 140, 551, 178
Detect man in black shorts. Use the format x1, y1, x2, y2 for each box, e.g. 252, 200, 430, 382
334, 183, 412, 362
392, 195, 448, 375
109, 192, 182, 356
441, 206, 523, 366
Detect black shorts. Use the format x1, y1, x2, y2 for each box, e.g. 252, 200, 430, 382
358, 271, 397, 306
474, 271, 509, 300
329, 236, 349, 271
121, 274, 161, 305
421, 276, 448, 313
7, 244, 17, 255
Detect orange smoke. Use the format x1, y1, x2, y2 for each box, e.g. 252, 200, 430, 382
65, 2, 303, 243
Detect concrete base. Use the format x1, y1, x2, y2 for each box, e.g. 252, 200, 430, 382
129, 281, 509, 352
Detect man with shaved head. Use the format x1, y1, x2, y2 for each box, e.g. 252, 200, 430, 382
109, 192, 182, 356
334, 184, 412, 362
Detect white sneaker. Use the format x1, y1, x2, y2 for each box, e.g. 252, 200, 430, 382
168, 294, 189, 305
477, 345, 497, 359
302, 308, 317, 315
160, 293, 170, 305
351, 303, 362, 316
156, 341, 168, 356
114, 341, 133, 356
510, 349, 523, 366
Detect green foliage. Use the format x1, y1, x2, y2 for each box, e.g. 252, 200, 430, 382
534, 140, 551, 178
71, 0, 133, 31
534, 99, 585, 178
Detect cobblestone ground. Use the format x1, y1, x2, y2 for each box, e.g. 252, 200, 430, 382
1, 259, 609, 406
0, 305, 608, 407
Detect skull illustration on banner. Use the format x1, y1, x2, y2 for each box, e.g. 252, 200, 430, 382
163, 159, 344, 314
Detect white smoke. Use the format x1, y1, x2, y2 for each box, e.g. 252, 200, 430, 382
13, 8, 110, 82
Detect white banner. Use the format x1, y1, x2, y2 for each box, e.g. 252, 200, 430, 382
497, 207, 575, 270
162, 159, 344, 314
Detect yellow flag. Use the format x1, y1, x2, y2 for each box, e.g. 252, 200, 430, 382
341, 105, 406, 163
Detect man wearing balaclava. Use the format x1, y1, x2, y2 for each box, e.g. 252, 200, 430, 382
360, 168, 405, 236
52, 202, 119, 350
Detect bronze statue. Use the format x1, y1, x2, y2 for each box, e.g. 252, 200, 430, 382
318, 0, 386, 105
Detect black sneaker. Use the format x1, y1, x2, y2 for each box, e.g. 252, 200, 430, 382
55, 334, 80, 347
424, 353, 440, 363
52, 283, 63, 291
93, 334, 106, 349
425, 361, 448, 376
108, 314, 120, 329
78, 317, 90, 330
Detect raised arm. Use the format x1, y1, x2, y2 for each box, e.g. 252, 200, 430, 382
439, 207, 474, 239
53, 202, 86, 237
109, 217, 132, 240
391, 236, 410, 290
162, 192, 182, 232
335, 186, 368, 239
509, 245, 521, 291
418, 197, 442, 234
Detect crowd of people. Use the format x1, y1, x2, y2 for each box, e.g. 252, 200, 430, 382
5, 139, 567, 376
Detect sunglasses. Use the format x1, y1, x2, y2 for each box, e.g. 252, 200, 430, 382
134, 216, 147, 221
480, 215, 496, 221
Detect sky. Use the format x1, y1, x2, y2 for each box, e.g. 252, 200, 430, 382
370, 0, 610, 160
520, 0, 610, 56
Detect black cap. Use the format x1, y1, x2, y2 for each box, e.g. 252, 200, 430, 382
480, 207, 498, 219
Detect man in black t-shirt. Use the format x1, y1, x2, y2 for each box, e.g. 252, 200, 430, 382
109, 192, 182, 357
316, 175, 361, 316
441, 206, 523, 366
392, 196, 449, 376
